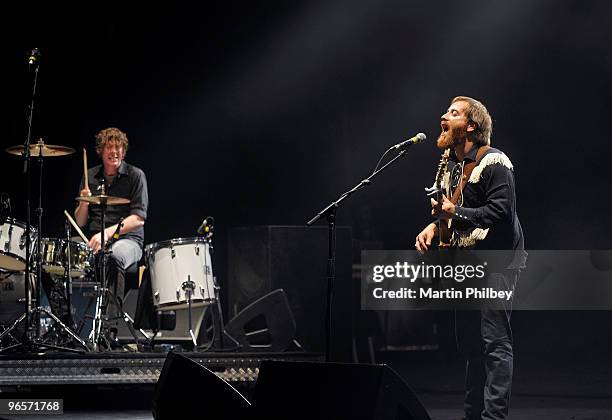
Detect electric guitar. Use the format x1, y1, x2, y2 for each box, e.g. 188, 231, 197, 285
425, 149, 452, 248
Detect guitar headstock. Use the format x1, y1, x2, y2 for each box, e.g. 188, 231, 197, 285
435, 149, 450, 189
425, 149, 450, 196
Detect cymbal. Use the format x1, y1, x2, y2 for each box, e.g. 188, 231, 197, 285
75, 195, 130, 205
5, 139, 75, 157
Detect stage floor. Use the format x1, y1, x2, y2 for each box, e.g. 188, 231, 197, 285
0, 350, 322, 387
1, 396, 611, 420
0, 349, 610, 419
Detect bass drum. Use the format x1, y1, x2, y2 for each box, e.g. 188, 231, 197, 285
0, 271, 35, 325
0, 218, 37, 272
145, 237, 215, 311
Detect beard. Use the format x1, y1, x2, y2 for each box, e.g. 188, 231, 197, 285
436, 124, 468, 150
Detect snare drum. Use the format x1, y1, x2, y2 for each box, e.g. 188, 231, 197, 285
40, 238, 94, 277
145, 237, 215, 311
0, 218, 37, 272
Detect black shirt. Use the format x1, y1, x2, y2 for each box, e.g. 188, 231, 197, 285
448, 145, 526, 268
79, 161, 148, 246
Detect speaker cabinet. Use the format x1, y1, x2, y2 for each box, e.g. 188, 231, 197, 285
152, 355, 431, 420
153, 352, 250, 420
227, 225, 353, 360
252, 360, 431, 420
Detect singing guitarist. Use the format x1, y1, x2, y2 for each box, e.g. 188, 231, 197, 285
414, 96, 526, 420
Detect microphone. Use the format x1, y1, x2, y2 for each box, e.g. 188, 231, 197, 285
197, 216, 215, 236
1, 193, 10, 211
28, 48, 40, 65
112, 218, 124, 241
392, 132, 426, 150
0, 193, 10, 219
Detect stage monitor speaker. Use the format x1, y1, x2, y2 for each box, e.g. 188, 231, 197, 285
225, 289, 296, 352
252, 360, 431, 420
227, 225, 353, 360
153, 352, 251, 420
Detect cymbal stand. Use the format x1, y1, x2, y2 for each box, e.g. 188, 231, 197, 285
63, 220, 76, 331
0, 50, 87, 353
0, 150, 88, 353
89, 188, 108, 351
32, 147, 88, 351
88, 189, 147, 351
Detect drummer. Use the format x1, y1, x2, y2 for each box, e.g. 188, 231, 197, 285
75, 127, 148, 307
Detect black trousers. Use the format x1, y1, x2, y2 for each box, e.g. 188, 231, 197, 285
455, 270, 519, 420
97, 238, 142, 315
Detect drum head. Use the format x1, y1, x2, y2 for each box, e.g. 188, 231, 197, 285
145, 237, 209, 254
1, 217, 37, 233
0, 218, 37, 272
0, 256, 25, 272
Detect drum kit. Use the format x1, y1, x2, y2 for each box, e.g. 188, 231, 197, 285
0, 141, 222, 353
1, 50, 226, 353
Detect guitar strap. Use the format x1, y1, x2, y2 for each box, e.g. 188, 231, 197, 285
450, 145, 490, 205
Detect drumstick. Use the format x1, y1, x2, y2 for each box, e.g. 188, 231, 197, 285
63, 209, 90, 246
83, 148, 89, 190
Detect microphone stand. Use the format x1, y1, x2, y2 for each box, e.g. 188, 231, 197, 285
0, 51, 89, 353
306, 146, 412, 362
22, 54, 39, 345
0, 51, 40, 352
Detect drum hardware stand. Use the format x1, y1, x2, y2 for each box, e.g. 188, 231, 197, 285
63, 220, 76, 330
196, 228, 240, 352
89, 184, 111, 351
36, 222, 90, 350
0, 324, 22, 351
88, 193, 148, 351
182, 276, 198, 348
0, 50, 87, 353
30, 147, 88, 352
199, 276, 241, 352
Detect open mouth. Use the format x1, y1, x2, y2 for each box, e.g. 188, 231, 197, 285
441, 121, 449, 133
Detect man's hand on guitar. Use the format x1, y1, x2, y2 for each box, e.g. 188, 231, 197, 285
431, 195, 455, 220
415, 223, 438, 255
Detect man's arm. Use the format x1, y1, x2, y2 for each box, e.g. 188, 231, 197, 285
88, 214, 145, 252
415, 222, 438, 254
452, 164, 515, 228
75, 182, 91, 227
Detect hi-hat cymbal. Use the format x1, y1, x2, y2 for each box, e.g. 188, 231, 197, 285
76, 195, 130, 205
5, 139, 75, 157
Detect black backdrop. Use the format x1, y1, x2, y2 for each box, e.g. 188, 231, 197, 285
2, 0, 612, 358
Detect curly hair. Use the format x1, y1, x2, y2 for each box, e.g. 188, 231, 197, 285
451, 96, 493, 146
95, 127, 129, 156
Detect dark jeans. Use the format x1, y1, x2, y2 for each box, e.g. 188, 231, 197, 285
98, 238, 142, 314
455, 270, 519, 420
